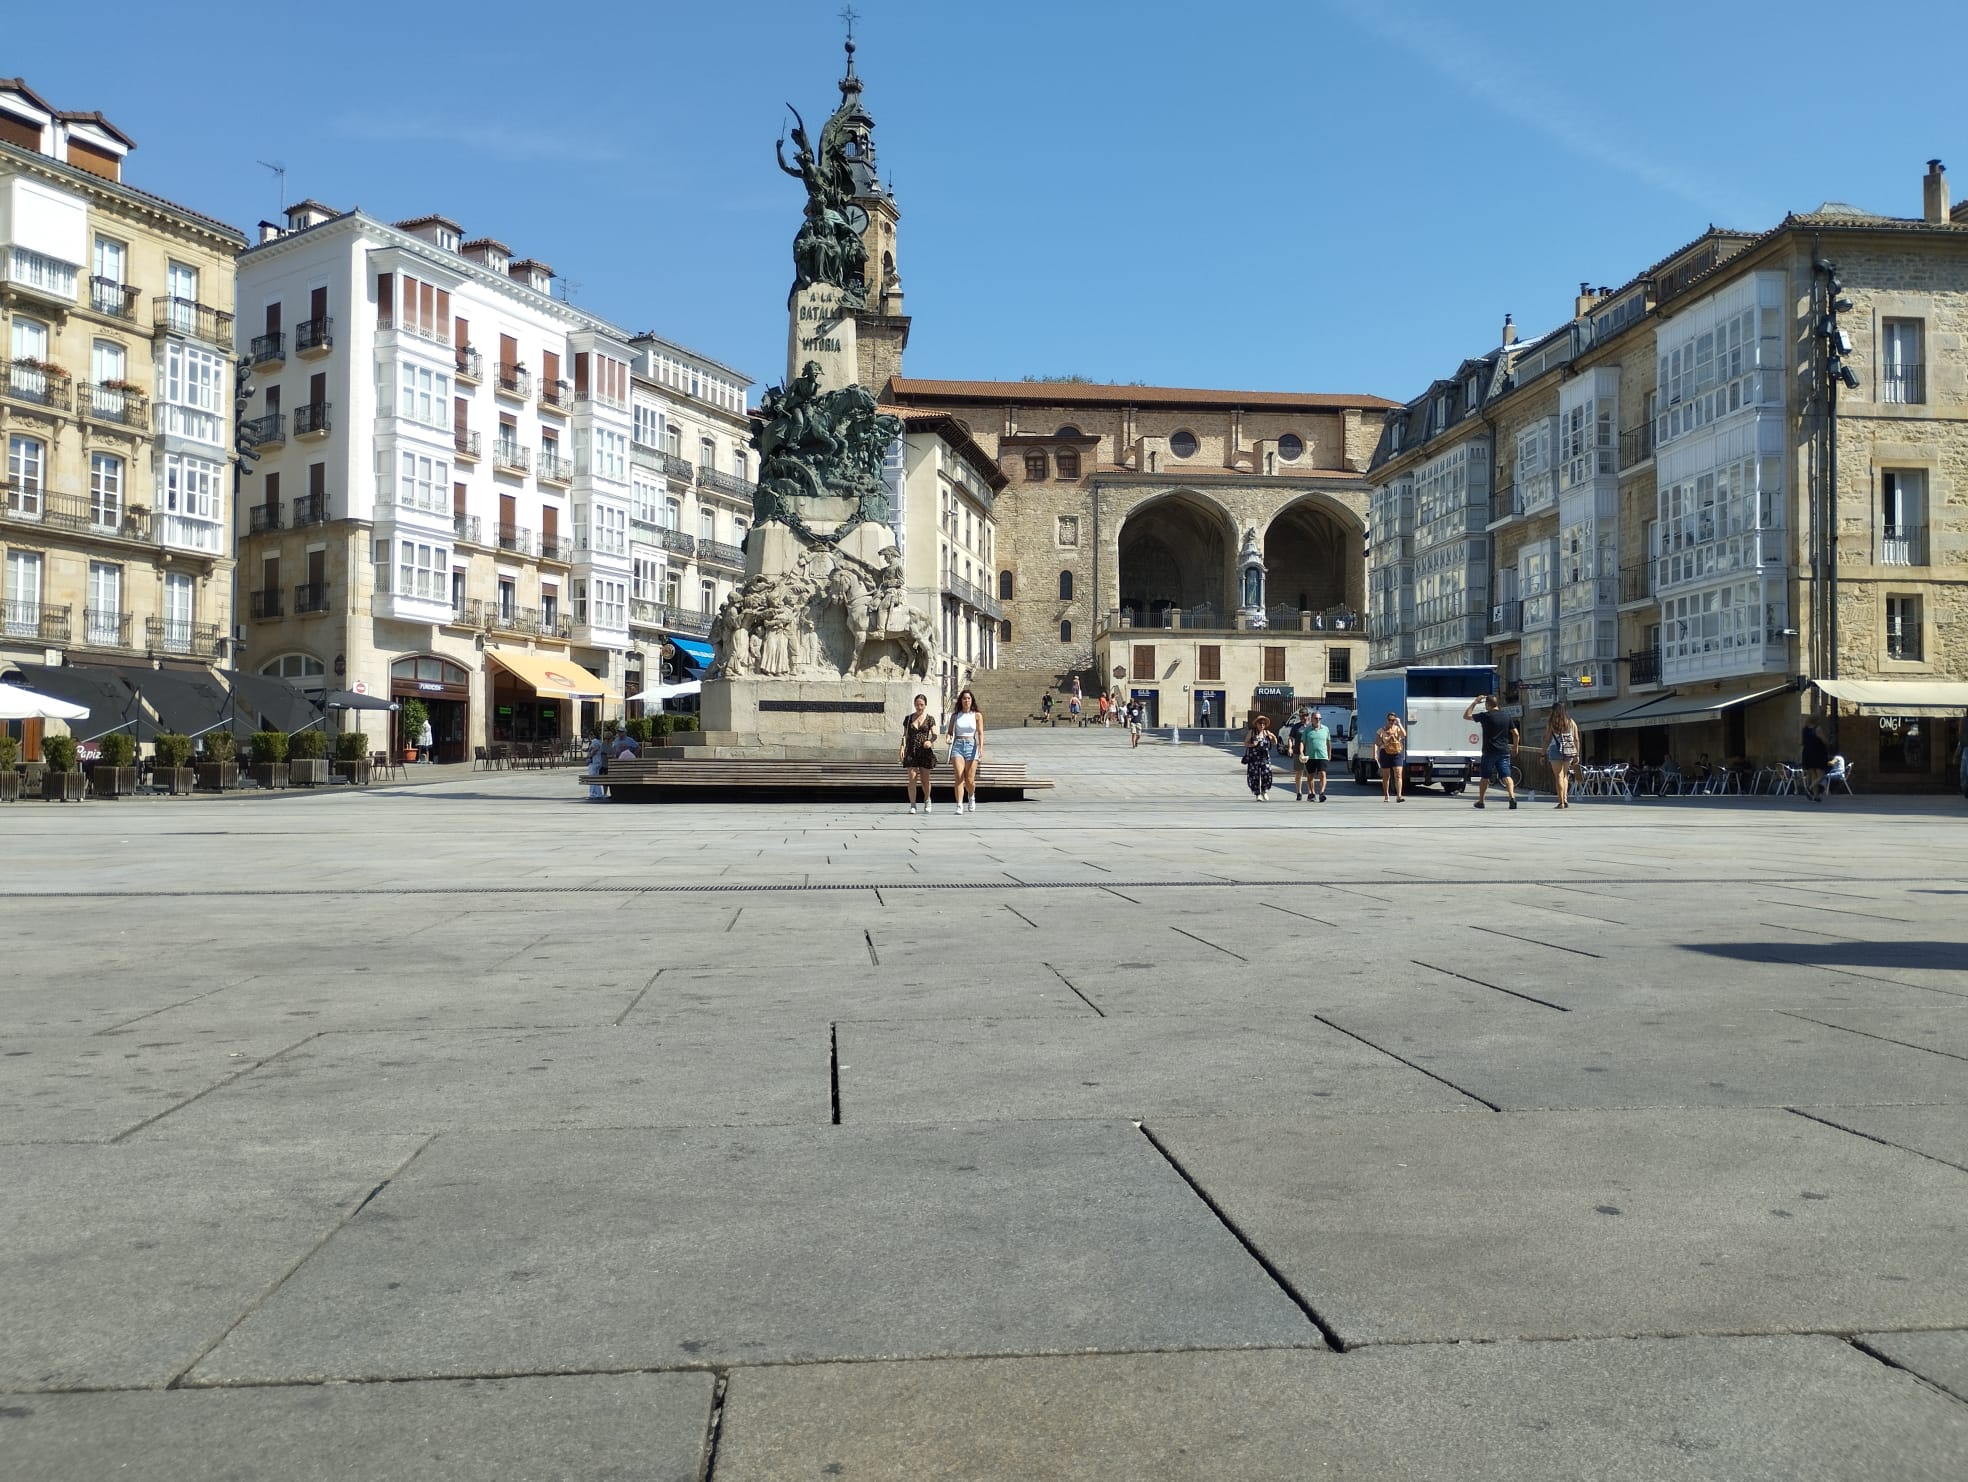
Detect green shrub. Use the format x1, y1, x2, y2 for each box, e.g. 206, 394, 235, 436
334, 731, 367, 761
671, 714, 699, 733
43, 734, 79, 772
626, 716, 655, 745
250, 729, 289, 764
154, 733, 193, 767
288, 729, 326, 759
99, 732, 138, 767
202, 730, 236, 761
396, 697, 428, 743
0, 733, 19, 768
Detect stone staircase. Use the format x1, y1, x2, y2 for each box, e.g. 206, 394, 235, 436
963, 667, 1107, 727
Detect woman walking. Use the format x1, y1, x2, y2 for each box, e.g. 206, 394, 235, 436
1375, 711, 1408, 802
1544, 700, 1581, 809
1243, 715, 1278, 800
900, 692, 938, 814
948, 688, 985, 813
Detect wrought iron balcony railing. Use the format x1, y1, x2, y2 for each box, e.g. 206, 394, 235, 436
699, 467, 756, 498
495, 364, 532, 399
250, 331, 285, 365
294, 402, 332, 436
1878, 523, 1927, 566
82, 608, 132, 648
294, 582, 330, 614
5, 359, 72, 410
657, 527, 696, 556
1627, 647, 1662, 686
0, 600, 70, 642
539, 538, 572, 563
292, 492, 328, 525
495, 523, 534, 556
239, 411, 285, 447
248, 501, 282, 534
493, 442, 531, 474
90, 276, 140, 320
538, 381, 570, 414
1880, 362, 1925, 405
698, 538, 745, 568
146, 617, 223, 657
538, 451, 574, 483
454, 429, 481, 459
658, 451, 694, 481
295, 316, 333, 354
84, 382, 147, 428
455, 346, 483, 382
249, 589, 284, 619
153, 296, 233, 345
453, 512, 482, 544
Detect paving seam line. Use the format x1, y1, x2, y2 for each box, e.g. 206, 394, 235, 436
829, 1024, 842, 1125
1784, 1106, 1968, 1174
699, 1370, 731, 1479
1311, 1015, 1505, 1111
106, 1031, 325, 1144
1410, 960, 1570, 1013
1777, 1010, 1968, 1064
1846, 1337, 1968, 1406
1041, 962, 1106, 1018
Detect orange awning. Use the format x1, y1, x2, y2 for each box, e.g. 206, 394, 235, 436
487, 650, 608, 699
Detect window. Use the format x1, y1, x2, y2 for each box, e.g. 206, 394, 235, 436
590, 428, 628, 483
6, 435, 46, 514
261, 653, 326, 678
396, 363, 451, 426
1278, 433, 1304, 461
633, 556, 662, 601
165, 260, 198, 314
91, 337, 126, 392
1880, 470, 1927, 565
392, 452, 448, 512
1197, 645, 1222, 682
396, 539, 449, 601
160, 341, 225, 443
93, 235, 126, 287
392, 275, 451, 341
998, 570, 1013, 600
664, 496, 682, 530
1056, 448, 1080, 479
161, 454, 222, 518
1059, 619, 1072, 643
699, 508, 716, 544
4, 550, 45, 635
1881, 319, 1924, 404
1327, 648, 1352, 684
1000, 620, 1011, 640
161, 572, 194, 651
1886, 595, 1922, 661
632, 474, 662, 526
590, 578, 626, 631
1131, 644, 1157, 681
700, 579, 716, 613
734, 450, 748, 482
634, 403, 662, 448
1024, 450, 1048, 480
85, 562, 121, 636
700, 437, 717, 472
664, 422, 682, 457
581, 502, 628, 556
89, 453, 123, 530
497, 577, 516, 620
1263, 646, 1287, 682
1169, 430, 1198, 458
1058, 570, 1073, 601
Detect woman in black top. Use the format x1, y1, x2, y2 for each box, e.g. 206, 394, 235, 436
900, 693, 938, 814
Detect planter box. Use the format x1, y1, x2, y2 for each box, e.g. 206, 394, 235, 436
289, 758, 329, 787
42, 772, 86, 802
332, 759, 372, 786
196, 762, 238, 792
155, 766, 196, 795
0, 771, 19, 802
91, 766, 139, 799
252, 763, 289, 790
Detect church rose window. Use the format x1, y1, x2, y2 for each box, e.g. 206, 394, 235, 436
1278, 433, 1304, 461
1169, 430, 1198, 458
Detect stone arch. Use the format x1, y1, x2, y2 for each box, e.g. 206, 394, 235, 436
1258, 492, 1366, 616
1115, 489, 1238, 627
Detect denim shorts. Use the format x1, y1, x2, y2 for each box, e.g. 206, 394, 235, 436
1483, 754, 1513, 782
951, 736, 978, 762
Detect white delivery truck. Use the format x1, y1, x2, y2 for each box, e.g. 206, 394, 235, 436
1350, 665, 1498, 793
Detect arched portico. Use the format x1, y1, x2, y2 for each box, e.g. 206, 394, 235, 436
1115, 490, 1238, 627
1261, 493, 1365, 617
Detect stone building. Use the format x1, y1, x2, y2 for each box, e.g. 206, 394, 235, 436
880, 380, 1393, 727
1368, 160, 1968, 788
1, 79, 245, 739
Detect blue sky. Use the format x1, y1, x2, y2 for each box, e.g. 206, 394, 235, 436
9, 0, 1961, 399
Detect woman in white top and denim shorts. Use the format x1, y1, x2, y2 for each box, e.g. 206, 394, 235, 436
947, 688, 984, 813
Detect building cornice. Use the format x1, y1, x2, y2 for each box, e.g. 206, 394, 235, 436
0, 139, 246, 249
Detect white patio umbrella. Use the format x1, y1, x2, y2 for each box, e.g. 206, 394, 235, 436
0, 681, 90, 722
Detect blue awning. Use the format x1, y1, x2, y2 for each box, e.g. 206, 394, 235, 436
669, 638, 714, 668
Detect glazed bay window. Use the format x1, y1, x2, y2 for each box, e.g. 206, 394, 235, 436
1658, 577, 1786, 677
633, 555, 663, 601
633, 403, 662, 449
1655, 452, 1785, 591
1654, 274, 1785, 449
396, 363, 451, 427
595, 578, 627, 631
159, 454, 224, 552
1880, 320, 1924, 404
396, 539, 450, 602
1879, 470, 1927, 565
159, 341, 226, 444
577, 427, 628, 484
578, 501, 628, 556
4, 245, 79, 300
387, 451, 449, 514
1886, 595, 1922, 661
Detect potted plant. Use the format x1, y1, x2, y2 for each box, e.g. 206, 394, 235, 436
0, 733, 18, 802
250, 727, 289, 789
153, 732, 196, 794
41, 734, 85, 802
333, 731, 370, 786
93, 732, 139, 798
288, 728, 328, 786
397, 697, 427, 763
197, 730, 239, 791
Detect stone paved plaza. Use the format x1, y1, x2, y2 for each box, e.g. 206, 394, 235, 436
4, 727, 1967, 1479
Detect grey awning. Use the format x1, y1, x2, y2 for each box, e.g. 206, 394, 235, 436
98, 664, 233, 739
307, 688, 398, 712
1567, 692, 1667, 729
4, 663, 151, 742
1605, 682, 1793, 730
227, 672, 325, 734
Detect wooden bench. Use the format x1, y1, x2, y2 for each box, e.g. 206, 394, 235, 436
581, 757, 1053, 803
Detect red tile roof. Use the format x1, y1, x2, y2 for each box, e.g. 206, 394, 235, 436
887, 378, 1398, 412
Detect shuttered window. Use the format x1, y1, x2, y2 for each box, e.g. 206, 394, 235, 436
1198, 645, 1221, 682
1131, 644, 1156, 681
1262, 646, 1286, 682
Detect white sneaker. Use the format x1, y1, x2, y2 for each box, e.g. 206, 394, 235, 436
925, 802, 933, 813
966, 799, 976, 813
909, 803, 917, 814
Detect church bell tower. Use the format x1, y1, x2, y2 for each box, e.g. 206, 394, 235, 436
835, 35, 910, 387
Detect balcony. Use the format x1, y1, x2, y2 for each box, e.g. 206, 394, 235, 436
538, 450, 574, 485
248, 588, 284, 619
1628, 647, 1662, 686
661, 604, 713, 637
538, 381, 571, 416
539, 537, 572, 564
575, 388, 628, 412
494, 363, 532, 400
295, 582, 330, 614
156, 513, 225, 555
250, 331, 285, 366
0, 247, 78, 306
239, 411, 285, 449
455, 346, 483, 383
698, 538, 745, 569
2, 484, 152, 543
1619, 562, 1655, 604
89, 276, 140, 320
1488, 482, 1521, 524
658, 451, 694, 482
454, 428, 481, 461
293, 402, 332, 439
292, 492, 328, 525
495, 523, 535, 557
0, 600, 71, 643
449, 599, 481, 628
248, 501, 282, 534
5, 359, 73, 411
699, 467, 756, 499
146, 617, 223, 658
1878, 523, 1927, 566
493, 442, 531, 475
1619, 423, 1654, 469
153, 296, 233, 346
1489, 599, 1523, 635
78, 608, 130, 648
1880, 362, 1925, 405
657, 526, 696, 557
295, 316, 333, 356
453, 512, 483, 545
83, 382, 148, 429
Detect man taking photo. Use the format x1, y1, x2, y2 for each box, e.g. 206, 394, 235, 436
1463, 693, 1519, 812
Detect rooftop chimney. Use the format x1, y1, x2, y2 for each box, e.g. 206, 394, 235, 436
1574, 281, 1599, 318
284, 200, 336, 231
257, 220, 283, 244
461, 238, 511, 274
508, 258, 554, 295
1923, 159, 1949, 224
1501, 312, 1517, 348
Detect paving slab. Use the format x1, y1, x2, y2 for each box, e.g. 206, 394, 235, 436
0, 1371, 713, 1482
712, 1337, 1968, 1482
1858, 1329, 1968, 1404
1320, 1004, 1968, 1109
836, 1015, 1478, 1122
0, 1029, 315, 1143
1787, 1006, 1968, 1061
134, 1024, 829, 1139
188, 1122, 1320, 1383
99, 972, 653, 1036
1147, 1107, 1968, 1344
632, 961, 1092, 1025
0, 1137, 424, 1390
1793, 1104, 1968, 1172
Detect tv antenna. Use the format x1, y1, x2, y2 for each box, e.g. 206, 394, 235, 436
256, 159, 287, 215
559, 277, 583, 304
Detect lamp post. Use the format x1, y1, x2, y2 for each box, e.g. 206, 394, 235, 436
1812, 253, 1859, 691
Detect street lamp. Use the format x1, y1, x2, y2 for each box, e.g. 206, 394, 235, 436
1812, 254, 1858, 688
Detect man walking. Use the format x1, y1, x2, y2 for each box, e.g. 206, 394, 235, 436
1463, 693, 1519, 811
1302, 707, 1332, 802
1287, 706, 1311, 799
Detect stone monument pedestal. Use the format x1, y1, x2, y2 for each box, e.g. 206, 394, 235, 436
694, 675, 924, 758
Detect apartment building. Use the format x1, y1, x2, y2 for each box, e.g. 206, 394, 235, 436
886, 408, 1006, 703
234, 203, 666, 757
1, 80, 245, 718
1368, 160, 1968, 788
